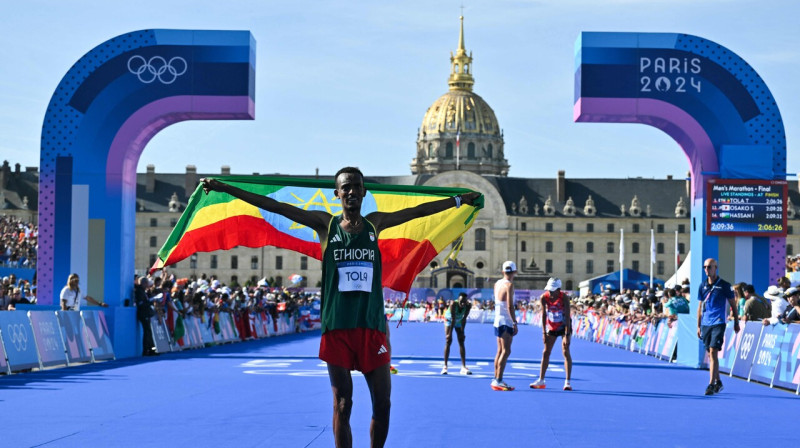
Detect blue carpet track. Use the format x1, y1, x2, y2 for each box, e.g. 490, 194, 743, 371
1, 323, 794, 447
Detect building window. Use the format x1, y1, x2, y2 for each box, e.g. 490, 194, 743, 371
275, 276, 282, 287
789, 226, 794, 235
149, 254, 157, 266
632, 260, 639, 271
678, 224, 686, 233
445, 142, 453, 158
587, 242, 594, 253
788, 244, 794, 255
190, 254, 197, 269
251, 256, 258, 270
632, 224, 640, 233
170, 218, 178, 227
657, 261, 665, 275
487, 144, 493, 158
632, 242, 639, 253
467, 142, 476, 159
210, 255, 218, 269
275, 256, 283, 270
607, 260, 614, 273
521, 259, 526, 270
566, 223, 574, 232
607, 223, 615, 233
607, 242, 614, 253
476, 278, 485, 289
657, 243, 664, 254
657, 224, 664, 233
150, 218, 157, 227
301, 256, 308, 270
476, 261, 484, 269
586, 223, 594, 233
520, 222, 527, 231
545, 259, 553, 273
545, 241, 553, 253
566, 260, 573, 274
474, 228, 486, 251
149, 236, 157, 247
428, 143, 435, 158
520, 241, 527, 252
545, 223, 553, 232
231, 256, 238, 270
231, 275, 238, 285
566, 242, 574, 253
678, 243, 685, 254
565, 280, 574, 291
586, 260, 594, 274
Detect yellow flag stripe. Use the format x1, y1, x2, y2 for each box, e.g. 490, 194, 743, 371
185, 199, 263, 233
373, 193, 472, 251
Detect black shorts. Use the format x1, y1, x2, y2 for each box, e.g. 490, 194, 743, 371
546, 327, 566, 338
701, 323, 726, 351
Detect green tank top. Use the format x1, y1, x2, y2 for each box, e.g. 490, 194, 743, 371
445, 302, 467, 324
320, 215, 386, 334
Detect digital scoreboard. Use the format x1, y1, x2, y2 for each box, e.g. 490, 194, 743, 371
706, 179, 788, 236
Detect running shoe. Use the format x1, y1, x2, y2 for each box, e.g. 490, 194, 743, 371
529, 378, 546, 389
704, 383, 715, 395
440, 365, 448, 375
390, 365, 398, 375
563, 380, 572, 391
713, 380, 723, 393
491, 379, 514, 391
460, 366, 472, 375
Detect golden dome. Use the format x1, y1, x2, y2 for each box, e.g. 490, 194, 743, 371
421, 90, 500, 136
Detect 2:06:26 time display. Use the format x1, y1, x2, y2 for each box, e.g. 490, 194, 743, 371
757, 224, 783, 232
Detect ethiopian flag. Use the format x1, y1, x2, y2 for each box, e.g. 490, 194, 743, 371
151, 176, 483, 294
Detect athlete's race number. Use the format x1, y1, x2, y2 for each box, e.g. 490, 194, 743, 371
337, 261, 373, 293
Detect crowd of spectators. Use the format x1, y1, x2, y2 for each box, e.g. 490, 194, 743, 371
136, 270, 319, 337
0, 273, 35, 310
0, 216, 37, 268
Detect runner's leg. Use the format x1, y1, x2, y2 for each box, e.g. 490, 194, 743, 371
561, 334, 572, 382
456, 327, 467, 368
443, 324, 453, 369
497, 332, 513, 382
328, 364, 354, 448
539, 334, 557, 380
364, 363, 392, 448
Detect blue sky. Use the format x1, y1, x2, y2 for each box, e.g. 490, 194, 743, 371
1, 0, 798, 179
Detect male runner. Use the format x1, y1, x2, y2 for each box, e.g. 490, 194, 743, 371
441, 292, 472, 375
492, 261, 518, 391
202, 168, 478, 448
531, 277, 573, 391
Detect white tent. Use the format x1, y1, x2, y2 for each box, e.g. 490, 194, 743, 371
665, 250, 691, 288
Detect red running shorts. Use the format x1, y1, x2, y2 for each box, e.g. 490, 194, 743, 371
319, 328, 391, 374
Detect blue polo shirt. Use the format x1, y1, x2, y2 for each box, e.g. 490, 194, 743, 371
698, 277, 734, 326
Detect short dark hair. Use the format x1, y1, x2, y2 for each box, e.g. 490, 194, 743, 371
334, 167, 364, 185
743, 284, 755, 294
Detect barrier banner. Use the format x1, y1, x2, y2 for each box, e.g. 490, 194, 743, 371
81, 311, 115, 361
659, 322, 679, 361
718, 321, 740, 374
184, 316, 204, 348
150, 316, 172, 353
28, 311, 68, 368
645, 321, 660, 355
0, 335, 8, 374
0, 312, 39, 371
198, 316, 215, 345
730, 322, 762, 379
773, 323, 800, 391
56, 311, 91, 364
748, 324, 785, 384
654, 320, 670, 356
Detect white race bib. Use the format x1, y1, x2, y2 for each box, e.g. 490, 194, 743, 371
547, 310, 563, 323
337, 261, 373, 293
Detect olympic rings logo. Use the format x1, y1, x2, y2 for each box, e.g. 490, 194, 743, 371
6, 323, 29, 351
127, 55, 188, 85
